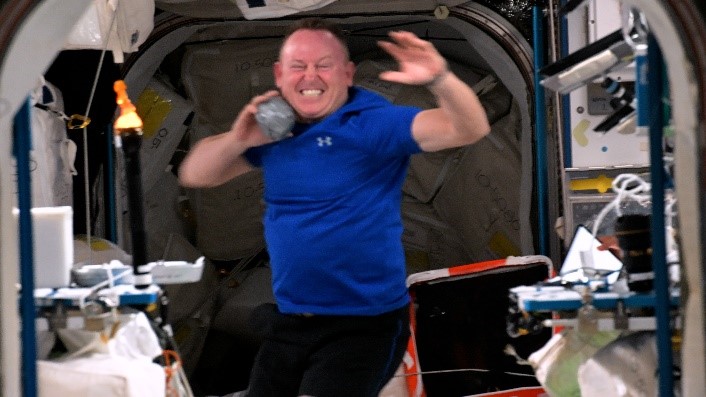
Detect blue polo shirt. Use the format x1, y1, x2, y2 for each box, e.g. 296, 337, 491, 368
245, 87, 422, 315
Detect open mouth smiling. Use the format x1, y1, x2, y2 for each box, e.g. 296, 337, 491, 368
301, 89, 323, 96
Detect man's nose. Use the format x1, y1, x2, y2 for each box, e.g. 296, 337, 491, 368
303, 65, 318, 79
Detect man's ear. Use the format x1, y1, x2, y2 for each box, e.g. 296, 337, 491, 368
274, 61, 282, 87
346, 61, 356, 87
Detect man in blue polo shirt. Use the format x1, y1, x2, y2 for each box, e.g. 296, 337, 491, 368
179, 17, 490, 397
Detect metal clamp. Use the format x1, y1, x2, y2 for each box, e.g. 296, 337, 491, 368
33, 103, 91, 129
67, 114, 91, 129
614, 299, 629, 330
577, 285, 598, 333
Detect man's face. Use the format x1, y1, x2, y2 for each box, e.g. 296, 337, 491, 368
274, 29, 355, 123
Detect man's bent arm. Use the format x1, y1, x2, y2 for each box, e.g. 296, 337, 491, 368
178, 132, 254, 188
377, 31, 490, 152
179, 90, 280, 188
412, 71, 491, 152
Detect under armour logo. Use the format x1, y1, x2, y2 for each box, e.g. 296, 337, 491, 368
316, 136, 333, 147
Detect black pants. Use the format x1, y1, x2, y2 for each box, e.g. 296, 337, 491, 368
246, 303, 410, 397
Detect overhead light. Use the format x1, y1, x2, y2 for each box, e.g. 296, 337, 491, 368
540, 30, 634, 95
594, 103, 635, 133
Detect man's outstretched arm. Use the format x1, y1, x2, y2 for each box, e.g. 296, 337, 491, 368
378, 31, 491, 152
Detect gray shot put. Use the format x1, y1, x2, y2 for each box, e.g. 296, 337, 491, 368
255, 96, 296, 141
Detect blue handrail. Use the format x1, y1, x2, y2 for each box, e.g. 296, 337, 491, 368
646, 34, 674, 397
13, 98, 37, 397
533, 5, 549, 256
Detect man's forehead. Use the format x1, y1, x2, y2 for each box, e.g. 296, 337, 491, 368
280, 29, 346, 58
288, 28, 336, 42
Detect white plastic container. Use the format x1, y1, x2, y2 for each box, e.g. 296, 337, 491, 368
14, 206, 73, 289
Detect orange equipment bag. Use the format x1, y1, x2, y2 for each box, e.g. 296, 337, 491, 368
404, 256, 553, 397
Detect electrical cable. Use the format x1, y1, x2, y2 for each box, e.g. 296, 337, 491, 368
80, 1, 119, 266
590, 173, 652, 239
